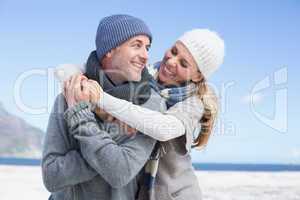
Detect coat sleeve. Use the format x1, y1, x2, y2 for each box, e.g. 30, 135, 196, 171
97, 92, 185, 141
41, 94, 97, 192
64, 101, 156, 189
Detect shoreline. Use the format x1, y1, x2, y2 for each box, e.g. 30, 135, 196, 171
1, 157, 300, 172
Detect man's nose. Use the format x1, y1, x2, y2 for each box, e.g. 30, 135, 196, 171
139, 47, 148, 63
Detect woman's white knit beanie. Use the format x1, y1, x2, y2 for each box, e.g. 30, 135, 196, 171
178, 29, 225, 79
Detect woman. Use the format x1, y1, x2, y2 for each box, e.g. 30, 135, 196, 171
61, 29, 224, 199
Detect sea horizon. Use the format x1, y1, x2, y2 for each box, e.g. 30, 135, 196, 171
1, 157, 300, 172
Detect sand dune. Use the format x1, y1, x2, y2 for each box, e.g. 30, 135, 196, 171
0, 165, 299, 200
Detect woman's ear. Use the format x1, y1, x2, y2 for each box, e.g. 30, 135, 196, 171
191, 72, 204, 83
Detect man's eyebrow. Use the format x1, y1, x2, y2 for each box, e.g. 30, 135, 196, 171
131, 39, 143, 44
132, 39, 150, 44
131, 39, 151, 49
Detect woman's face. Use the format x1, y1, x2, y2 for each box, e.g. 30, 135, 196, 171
158, 41, 203, 86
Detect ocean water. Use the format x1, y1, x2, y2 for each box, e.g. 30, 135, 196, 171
1, 157, 300, 171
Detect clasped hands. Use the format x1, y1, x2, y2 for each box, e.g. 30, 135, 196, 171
63, 74, 101, 108
63, 74, 137, 136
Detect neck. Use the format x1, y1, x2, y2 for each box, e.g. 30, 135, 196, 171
101, 60, 127, 86
103, 70, 126, 86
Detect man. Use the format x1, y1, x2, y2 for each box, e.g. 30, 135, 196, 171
42, 14, 165, 200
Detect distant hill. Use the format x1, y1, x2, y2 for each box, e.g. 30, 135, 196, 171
0, 102, 43, 158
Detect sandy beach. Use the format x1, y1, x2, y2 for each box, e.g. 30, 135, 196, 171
0, 165, 299, 200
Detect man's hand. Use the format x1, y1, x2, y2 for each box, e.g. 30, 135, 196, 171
64, 74, 89, 108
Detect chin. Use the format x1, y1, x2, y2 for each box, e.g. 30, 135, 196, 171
158, 73, 166, 82
158, 73, 172, 85
130, 74, 142, 82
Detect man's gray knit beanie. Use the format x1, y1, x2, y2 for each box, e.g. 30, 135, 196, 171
95, 14, 152, 61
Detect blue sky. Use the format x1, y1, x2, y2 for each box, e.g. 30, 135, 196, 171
1, 0, 299, 164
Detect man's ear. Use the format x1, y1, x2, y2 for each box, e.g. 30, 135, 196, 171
105, 48, 117, 58
105, 51, 113, 58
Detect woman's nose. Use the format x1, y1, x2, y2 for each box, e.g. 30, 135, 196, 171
166, 57, 177, 70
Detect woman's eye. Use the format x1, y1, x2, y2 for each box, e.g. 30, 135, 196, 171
171, 48, 177, 55
180, 61, 188, 68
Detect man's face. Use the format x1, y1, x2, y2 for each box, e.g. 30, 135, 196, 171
109, 35, 150, 82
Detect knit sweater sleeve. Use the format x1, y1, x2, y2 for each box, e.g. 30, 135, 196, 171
41, 94, 97, 193
97, 92, 186, 141
64, 101, 156, 188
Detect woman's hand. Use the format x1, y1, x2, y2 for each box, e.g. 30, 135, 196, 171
86, 79, 103, 106
64, 74, 89, 108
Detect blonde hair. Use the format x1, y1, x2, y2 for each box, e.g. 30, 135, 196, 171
192, 79, 218, 149
94, 107, 114, 122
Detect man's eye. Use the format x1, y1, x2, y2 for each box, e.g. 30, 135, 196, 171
133, 43, 141, 48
